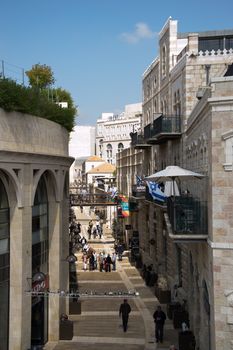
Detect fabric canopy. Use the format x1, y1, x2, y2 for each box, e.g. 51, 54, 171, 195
145, 166, 204, 182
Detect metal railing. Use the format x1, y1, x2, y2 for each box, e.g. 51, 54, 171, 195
130, 132, 146, 146
144, 123, 152, 139
151, 115, 181, 137
167, 196, 208, 235
70, 193, 117, 206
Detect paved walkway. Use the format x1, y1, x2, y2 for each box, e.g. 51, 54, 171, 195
44, 207, 179, 350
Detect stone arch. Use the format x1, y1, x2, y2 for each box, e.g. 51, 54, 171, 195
32, 169, 59, 205
0, 168, 20, 208
63, 171, 70, 199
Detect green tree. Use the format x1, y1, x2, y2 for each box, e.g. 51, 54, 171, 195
26, 63, 55, 89
53, 87, 75, 108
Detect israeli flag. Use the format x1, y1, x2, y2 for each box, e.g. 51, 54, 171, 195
136, 175, 144, 186
110, 187, 118, 199
146, 181, 166, 202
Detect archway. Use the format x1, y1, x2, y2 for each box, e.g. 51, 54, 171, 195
31, 175, 49, 346
0, 178, 10, 350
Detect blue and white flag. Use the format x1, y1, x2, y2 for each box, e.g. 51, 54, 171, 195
146, 181, 166, 202
136, 175, 144, 186
110, 187, 118, 199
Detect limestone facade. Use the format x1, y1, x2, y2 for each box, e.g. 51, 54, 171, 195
96, 103, 142, 165
117, 18, 233, 350
0, 108, 73, 349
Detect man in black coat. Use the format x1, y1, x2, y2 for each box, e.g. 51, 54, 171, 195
153, 305, 166, 343
119, 299, 131, 332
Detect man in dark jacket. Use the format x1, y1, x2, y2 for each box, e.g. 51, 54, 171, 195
153, 305, 166, 343
119, 299, 131, 332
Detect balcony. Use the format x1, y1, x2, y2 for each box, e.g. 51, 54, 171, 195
130, 131, 151, 149
166, 196, 208, 242
145, 115, 182, 144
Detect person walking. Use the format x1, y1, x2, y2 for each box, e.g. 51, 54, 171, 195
105, 254, 112, 272
153, 305, 166, 343
82, 253, 88, 271
112, 252, 117, 271
98, 252, 104, 272
119, 299, 131, 332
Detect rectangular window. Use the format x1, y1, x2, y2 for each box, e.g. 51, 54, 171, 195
199, 37, 224, 51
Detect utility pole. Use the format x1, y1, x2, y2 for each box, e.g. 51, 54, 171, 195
22, 68, 25, 85
1, 60, 4, 78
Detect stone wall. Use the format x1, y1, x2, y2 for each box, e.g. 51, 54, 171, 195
0, 108, 69, 156
0, 108, 73, 349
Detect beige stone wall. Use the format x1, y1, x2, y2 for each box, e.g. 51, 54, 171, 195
0, 108, 69, 156
0, 109, 73, 349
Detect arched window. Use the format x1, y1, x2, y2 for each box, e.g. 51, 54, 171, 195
162, 45, 166, 77
99, 139, 103, 158
0, 178, 9, 350
106, 144, 112, 161
118, 143, 124, 152
31, 175, 49, 345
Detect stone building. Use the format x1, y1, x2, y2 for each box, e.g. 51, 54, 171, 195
96, 103, 142, 165
69, 125, 96, 183
117, 18, 233, 350
0, 108, 73, 349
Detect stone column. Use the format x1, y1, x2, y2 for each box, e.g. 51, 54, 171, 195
9, 204, 32, 348
48, 200, 61, 341
187, 33, 199, 54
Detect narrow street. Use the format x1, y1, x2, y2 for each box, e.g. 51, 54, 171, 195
45, 207, 178, 350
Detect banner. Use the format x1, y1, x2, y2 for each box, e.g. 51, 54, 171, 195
146, 181, 166, 203
119, 195, 129, 217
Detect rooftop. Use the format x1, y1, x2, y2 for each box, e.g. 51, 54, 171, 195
87, 163, 116, 174
86, 155, 104, 162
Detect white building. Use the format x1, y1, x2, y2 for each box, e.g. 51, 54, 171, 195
69, 125, 96, 183
96, 103, 142, 165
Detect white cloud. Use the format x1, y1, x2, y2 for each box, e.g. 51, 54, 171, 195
120, 22, 157, 44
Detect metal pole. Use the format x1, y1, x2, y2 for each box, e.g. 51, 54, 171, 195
22, 68, 25, 85
1, 60, 5, 78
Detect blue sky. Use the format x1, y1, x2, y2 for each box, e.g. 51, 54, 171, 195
1, 0, 233, 125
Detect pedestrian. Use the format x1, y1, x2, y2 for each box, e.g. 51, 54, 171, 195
77, 222, 82, 234
82, 253, 88, 271
153, 305, 166, 343
112, 252, 117, 271
98, 226, 102, 239
105, 253, 112, 272
93, 251, 98, 270
96, 218, 100, 236
98, 252, 104, 272
119, 299, 131, 332
87, 227, 92, 240
117, 244, 123, 261
89, 252, 95, 271
92, 226, 97, 239
89, 220, 93, 231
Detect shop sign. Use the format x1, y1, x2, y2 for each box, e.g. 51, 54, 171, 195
32, 274, 49, 293
135, 185, 146, 193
